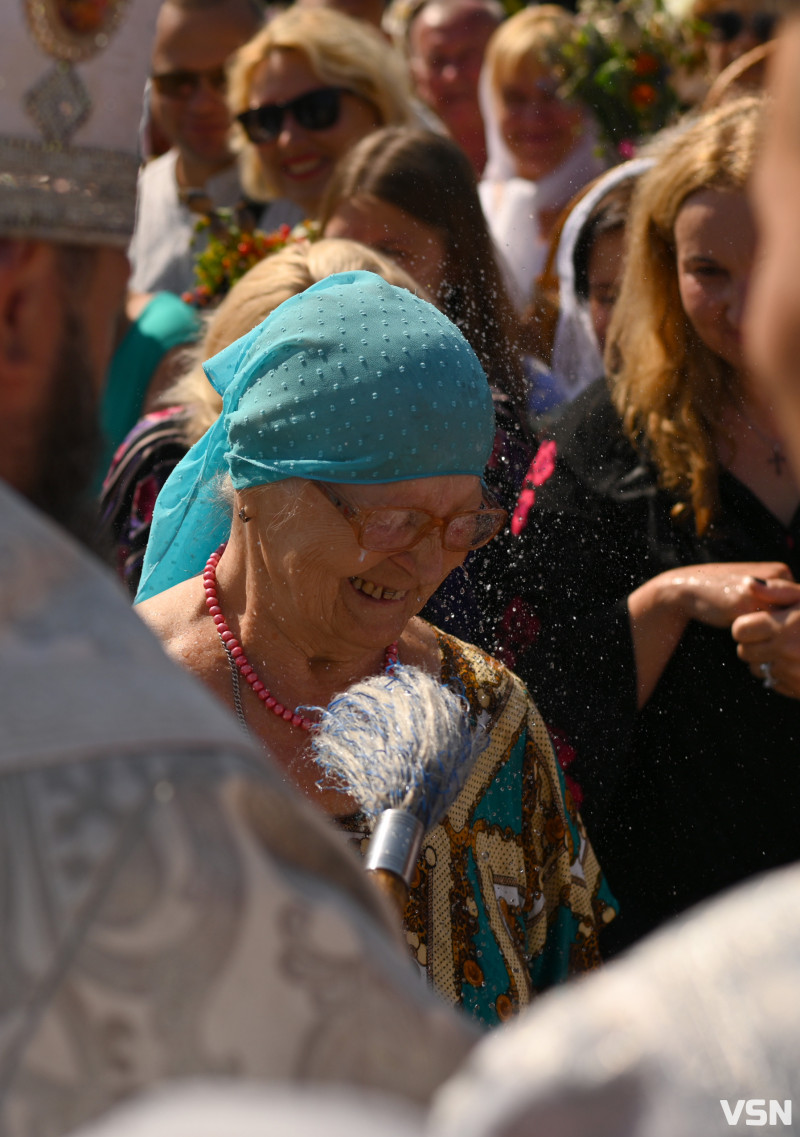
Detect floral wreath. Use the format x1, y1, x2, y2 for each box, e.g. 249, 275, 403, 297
549, 0, 691, 158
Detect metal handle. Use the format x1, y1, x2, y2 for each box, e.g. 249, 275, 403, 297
364, 809, 424, 886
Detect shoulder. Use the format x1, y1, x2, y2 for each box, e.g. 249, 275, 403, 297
532, 379, 655, 501
135, 577, 210, 669
137, 291, 202, 345
431, 626, 547, 740
138, 149, 178, 192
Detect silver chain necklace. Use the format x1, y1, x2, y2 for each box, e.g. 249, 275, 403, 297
223, 641, 249, 734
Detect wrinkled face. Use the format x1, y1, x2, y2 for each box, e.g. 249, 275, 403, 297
675, 188, 755, 373
253, 475, 481, 656
409, 8, 497, 129
323, 195, 448, 297
150, 5, 256, 170
496, 64, 584, 181
586, 227, 625, 351
247, 50, 381, 214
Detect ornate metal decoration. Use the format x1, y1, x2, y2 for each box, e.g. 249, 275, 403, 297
23, 61, 91, 146
24, 0, 131, 63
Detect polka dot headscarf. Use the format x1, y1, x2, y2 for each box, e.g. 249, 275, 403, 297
137, 272, 495, 600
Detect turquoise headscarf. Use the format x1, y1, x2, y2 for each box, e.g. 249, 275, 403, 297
136, 271, 495, 601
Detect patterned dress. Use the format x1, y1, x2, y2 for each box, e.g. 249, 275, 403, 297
346, 628, 617, 1028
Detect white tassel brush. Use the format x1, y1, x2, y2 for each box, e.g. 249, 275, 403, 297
312, 663, 489, 912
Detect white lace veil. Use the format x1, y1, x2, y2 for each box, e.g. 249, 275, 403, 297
551, 157, 655, 399
477, 62, 607, 308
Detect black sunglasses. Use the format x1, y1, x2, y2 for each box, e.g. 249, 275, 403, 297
707, 9, 778, 42
236, 87, 352, 143
151, 66, 228, 99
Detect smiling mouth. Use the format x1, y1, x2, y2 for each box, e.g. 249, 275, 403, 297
282, 155, 328, 180
350, 575, 408, 601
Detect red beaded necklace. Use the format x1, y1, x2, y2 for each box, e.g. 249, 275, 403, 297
203, 541, 399, 732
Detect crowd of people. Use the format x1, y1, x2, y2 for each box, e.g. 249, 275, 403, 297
3, 0, 800, 1131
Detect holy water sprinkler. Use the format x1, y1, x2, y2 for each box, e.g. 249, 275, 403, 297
312, 663, 489, 914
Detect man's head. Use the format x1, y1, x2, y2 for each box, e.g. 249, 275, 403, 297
0, 0, 161, 531
407, 0, 502, 173
150, 0, 263, 183
0, 242, 129, 532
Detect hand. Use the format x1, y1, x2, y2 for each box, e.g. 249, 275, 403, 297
628, 562, 795, 709
660, 562, 795, 628
732, 579, 800, 698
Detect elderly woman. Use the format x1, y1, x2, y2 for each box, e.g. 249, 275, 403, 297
99, 238, 427, 595
228, 7, 414, 220
479, 5, 606, 308
135, 271, 615, 1027
497, 98, 800, 958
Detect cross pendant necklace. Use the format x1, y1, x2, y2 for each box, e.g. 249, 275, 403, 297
768, 446, 787, 476
737, 404, 787, 477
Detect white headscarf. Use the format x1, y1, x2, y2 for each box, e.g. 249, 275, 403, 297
477, 63, 607, 309
550, 158, 655, 399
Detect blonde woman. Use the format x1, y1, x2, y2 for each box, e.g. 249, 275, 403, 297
478, 5, 606, 307
99, 239, 425, 594
497, 97, 800, 957
228, 7, 414, 219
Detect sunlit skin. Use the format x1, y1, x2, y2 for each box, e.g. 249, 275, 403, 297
150, 1, 259, 186
323, 195, 448, 297
247, 50, 381, 215
586, 227, 625, 351
136, 475, 482, 808
675, 188, 755, 372
408, 4, 500, 173
496, 65, 585, 182
227, 475, 479, 663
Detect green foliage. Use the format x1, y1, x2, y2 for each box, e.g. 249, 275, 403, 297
549, 0, 691, 157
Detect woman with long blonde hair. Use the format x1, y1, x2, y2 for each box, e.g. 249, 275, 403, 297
496, 96, 800, 956
228, 6, 413, 219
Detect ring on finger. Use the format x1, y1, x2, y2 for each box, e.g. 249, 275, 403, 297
759, 661, 777, 690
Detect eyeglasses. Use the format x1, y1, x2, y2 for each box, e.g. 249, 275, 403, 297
707, 10, 778, 42
150, 66, 228, 99
314, 482, 508, 553
236, 87, 352, 143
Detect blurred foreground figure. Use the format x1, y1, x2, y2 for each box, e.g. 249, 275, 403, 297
745, 17, 800, 479
432, 862, 800, 1137
67, 862, 800, 1137
0, 4, 473, 1133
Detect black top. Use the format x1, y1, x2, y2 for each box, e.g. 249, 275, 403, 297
497, 379, 800, 956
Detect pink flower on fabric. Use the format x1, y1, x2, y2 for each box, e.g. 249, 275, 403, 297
511, 440, 557, 535
618, 139, 637, 160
